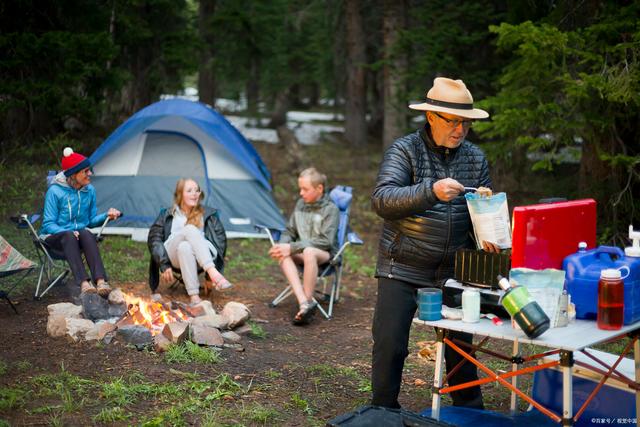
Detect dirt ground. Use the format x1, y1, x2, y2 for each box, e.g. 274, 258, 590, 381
1, 137, 531, 426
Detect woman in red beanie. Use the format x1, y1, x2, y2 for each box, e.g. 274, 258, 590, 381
40, 147, 121, 297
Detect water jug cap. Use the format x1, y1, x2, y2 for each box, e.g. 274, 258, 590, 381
625, 225, 640, 257
578, 241, 587, 250
601, 268, 622, 279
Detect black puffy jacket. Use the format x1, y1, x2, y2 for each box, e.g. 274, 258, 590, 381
147, 206, 227, 291
371, 126, 491, 286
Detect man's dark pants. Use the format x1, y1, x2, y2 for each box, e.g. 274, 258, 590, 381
371, 277, 484, 409
45, 229, 107, 287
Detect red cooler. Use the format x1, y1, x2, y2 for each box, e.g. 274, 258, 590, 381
511, 199, 597, 269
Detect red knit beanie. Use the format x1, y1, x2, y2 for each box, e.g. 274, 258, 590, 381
61, 147, 91, 177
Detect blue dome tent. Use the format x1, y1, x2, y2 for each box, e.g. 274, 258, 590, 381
89, 99, 285, 240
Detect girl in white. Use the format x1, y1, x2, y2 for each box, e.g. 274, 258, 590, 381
148, 178, 231, 304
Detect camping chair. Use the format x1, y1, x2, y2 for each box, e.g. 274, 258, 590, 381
14, 213, 112, 300
260, 185, 363, 320
12, 171, 112, 300
0, 235, 36, 313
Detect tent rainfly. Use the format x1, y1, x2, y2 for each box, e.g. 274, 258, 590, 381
89, 98, 285, 241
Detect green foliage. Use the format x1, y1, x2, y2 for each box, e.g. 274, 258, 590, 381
0, 360, 7, 376
401, 0, 507, 100
207, 0, 337, 102
290, 392, 314, 415
343, 249, 375, 277
111, 0, 199, 100
164, 341, 222, 364
248, 321, 268, 339
92, 406, 131, 423
476, 2, 640, 238
0, 0, 198, 142
0, 386, 26, 411
99, 237, 148, 282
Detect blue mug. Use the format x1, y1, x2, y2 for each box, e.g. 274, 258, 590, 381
417, 288, 442, 321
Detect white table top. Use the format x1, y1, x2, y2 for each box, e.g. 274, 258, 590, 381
414, 317, 640, 352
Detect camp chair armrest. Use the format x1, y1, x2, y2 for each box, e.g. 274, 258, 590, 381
253, 224, 283, 245
347, 231, 363, 246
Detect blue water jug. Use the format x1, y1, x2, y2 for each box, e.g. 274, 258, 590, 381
563, 242, 640, 325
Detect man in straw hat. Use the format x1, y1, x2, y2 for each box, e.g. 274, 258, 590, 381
370, 77, 498, 409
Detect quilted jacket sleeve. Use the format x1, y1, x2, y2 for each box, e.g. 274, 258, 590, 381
371, 140, 439, 220
147, 210, 171, 272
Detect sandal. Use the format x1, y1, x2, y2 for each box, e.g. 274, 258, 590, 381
292, 301, 318, 326
210, 274, 233, 291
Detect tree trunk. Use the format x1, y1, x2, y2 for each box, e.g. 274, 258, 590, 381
382, 0, 407, 149
344, 0, 367, 147
268, 89, 290, 129
246, 56, 260, 125
198, 0, 217, 106
308, 83, 319, 108
367, 66, 383, 138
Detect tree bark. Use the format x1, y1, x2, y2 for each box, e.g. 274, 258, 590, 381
246, 56, 261, 125
268, 89, 290, 129
198, 0, 217, 107
344, 0, 367, 147
382, 0, 407, 149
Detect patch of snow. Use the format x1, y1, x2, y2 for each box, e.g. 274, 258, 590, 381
160, 92, 198, 102
289, 122, 344, 146
287, 111, 343, 122
225, 116, 278, 144
159, 94, 345, 145
215, 97, 247, 113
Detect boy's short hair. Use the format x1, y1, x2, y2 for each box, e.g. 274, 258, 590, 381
299, 167, 327, 189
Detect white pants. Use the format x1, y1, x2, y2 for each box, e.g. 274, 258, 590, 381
164, 224, 217, 296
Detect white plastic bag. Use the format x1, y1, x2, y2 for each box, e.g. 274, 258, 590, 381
465, 192, 512, 249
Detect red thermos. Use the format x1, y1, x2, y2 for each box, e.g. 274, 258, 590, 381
597, 268, 624, 330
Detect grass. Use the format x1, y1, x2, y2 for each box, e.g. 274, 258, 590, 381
226, 239, 275, 281
290, 392, 314, 415
0, 387, 26, 412
99, 237, 149, 282
2, 367, 257, 425
247, 321, 267, 339
92, 406, 131, 423
342, 249, 376, 277
164, 341, 222, 364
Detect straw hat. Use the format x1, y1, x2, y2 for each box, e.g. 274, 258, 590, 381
409, 77, 489, 119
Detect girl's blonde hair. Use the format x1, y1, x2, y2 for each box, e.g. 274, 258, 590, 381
173, 178, 205, 227
299, 167, 327, 190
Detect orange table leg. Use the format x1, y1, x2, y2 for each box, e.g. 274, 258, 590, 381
444, 337, 562, 424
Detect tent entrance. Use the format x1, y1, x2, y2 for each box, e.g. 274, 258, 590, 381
138, 131, 206, 177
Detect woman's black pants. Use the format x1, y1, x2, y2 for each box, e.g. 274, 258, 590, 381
45, 229, 107, 287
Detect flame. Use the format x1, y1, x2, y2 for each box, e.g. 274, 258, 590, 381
122, 293, 190, 335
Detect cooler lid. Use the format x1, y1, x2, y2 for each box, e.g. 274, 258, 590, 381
511, 199, 597, 269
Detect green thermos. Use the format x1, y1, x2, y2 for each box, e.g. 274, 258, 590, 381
497, 275, 550, 338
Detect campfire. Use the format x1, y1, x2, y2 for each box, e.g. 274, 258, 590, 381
118, 294, 191, 336
46, 287, 253, 351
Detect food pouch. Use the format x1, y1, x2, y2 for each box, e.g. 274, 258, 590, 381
465, 192, 512, 250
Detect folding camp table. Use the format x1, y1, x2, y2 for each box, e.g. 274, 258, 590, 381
415, 316, 640, 426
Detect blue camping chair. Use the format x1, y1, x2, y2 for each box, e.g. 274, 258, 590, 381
258, 185, 363, 320
12, 171, 111, 300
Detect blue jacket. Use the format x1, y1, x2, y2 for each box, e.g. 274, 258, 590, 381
40, 172, 108, 235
